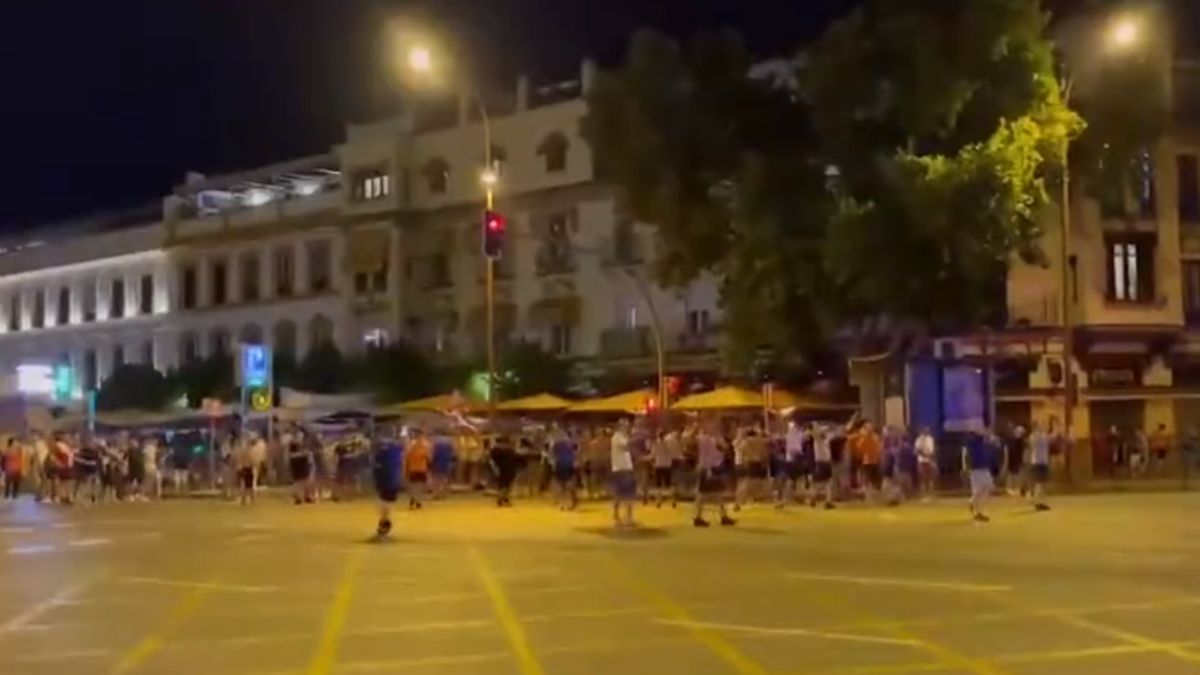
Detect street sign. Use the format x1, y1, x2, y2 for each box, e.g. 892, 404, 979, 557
249, 388, 272, 411
241, 344, 270, 388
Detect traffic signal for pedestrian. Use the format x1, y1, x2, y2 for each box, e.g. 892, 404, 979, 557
483, 209, 506, 259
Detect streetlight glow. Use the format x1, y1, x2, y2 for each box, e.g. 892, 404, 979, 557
408, 45, 433, 74
1108, 16, 1140, 51
480, 166, 498, 187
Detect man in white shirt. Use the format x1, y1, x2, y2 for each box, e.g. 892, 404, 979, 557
915, 427, 937, 499
609, 420, 636, 527
650, 430, 680, 508
811, 425, 835, 509
142, 435, 161, 500
31, 433, 50, 502
777, 421, 808, 508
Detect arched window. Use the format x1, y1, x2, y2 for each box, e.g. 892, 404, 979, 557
537, 132, 569, 173
421, 157, 450, 194
239, 323, 264, 345
273, 320, 297, 358
308, 314, 335, 349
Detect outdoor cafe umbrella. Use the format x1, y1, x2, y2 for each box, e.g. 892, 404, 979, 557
383, 393, 477, 414
567, 389, 655, 414
497, 393, 573, 412
671, 386, 764, 411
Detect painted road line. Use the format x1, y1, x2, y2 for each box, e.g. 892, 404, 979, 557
654, 619, 924, 647
0, 526, 34, 534
788, 572, 1010, 593
119, 576, 281, 594
351, 619, 493, 636
111, 583, 212, 674
8, 648, 113, 664
611, 556, 767, 675
305, 548, 365, 675
1039, 609, 1200, 665
0, 580, 92, 637
523, 606, 648, 622
69, 537, 112, 547
467, 544, 545, 675
337, 650, 510, 673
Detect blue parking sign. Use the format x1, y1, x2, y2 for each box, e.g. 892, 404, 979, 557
242, 344, 270, 388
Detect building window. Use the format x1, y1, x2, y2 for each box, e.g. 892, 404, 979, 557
181, 267, 197, 310
363, 328, 389, 349
273, 246, 294, 297
211, 259, 228, 306
239, 323, 263, 345
354, 272, 369, 295
538, 132, 569, 173
141, 340, 154, 366
273, 320, 297, 358
180, 332, 199, 363
83, 282, 96, 322
421, 157, 450, 194
8, 294, 19, 331
1178, 154, 1199, 222
309, 315, 334, 349
111, 278, 125, 319
240, 252, 260, 302
536, 211, 576, 276
83, 349, 97, 391
306, 240, 332, 293
352, 168, 391, 202
1107, 235, 1155, 303
140, 274, 153, 315
210, 327, 231, 356
551, 324, 573, 356
31, 290, 44, 329
428, 253, 451, 288
372, 266, 387, 293
57, 287, 70, 326
1136, 147, 1156, 218
1187, 261, 1200, 324
112, 344, 125, 370
687, 309, 711, 334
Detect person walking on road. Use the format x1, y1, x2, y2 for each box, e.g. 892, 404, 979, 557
372, 430, 403, 539
650, 429, 679, 508
694, 425, 736, 527
404, 430, 431, 510
550, 426, 578, 511
610, 420, 638, 528
915, 427, 937, 499
232, 434, 257, 506
962, 428, 994, 523
1027, 421, 1052, 512
287, 429, 313, 505
3, 437, 28, 500
490, 434, 519, 508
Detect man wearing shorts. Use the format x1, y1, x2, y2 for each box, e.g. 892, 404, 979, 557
610, 420, 637, 527
857, 423, 883, 503
405, 430, 431, 510
1027, 421, 1052, 512
810, 425, 835, 509
372, 430, 403, 539
550, 427, 578, 510
650, 429, 679, 508
693, 427, 735, 527
233, 433, 257, 506
962, 427, 994, 523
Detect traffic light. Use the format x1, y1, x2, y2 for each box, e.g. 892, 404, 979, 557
483, 209, 506, 259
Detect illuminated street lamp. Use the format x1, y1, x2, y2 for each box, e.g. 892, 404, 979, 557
1058, 12, 1146, 463
407, 45, 433, 74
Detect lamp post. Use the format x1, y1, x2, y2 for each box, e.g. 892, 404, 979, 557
404, 43, 500, 424
1058, 13, 1143, 455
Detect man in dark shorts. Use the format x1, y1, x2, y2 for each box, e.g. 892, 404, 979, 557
693, 427, 735, 527
372, 430, 403, 539
287, 429, 313, 505
489, 434, 518, 507
811, 425, 836, 509
74, 441, 101, 504
550, 427, 578, 511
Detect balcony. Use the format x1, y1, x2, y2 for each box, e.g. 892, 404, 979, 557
600, 326, 653, 359
536, 245, 577, 277
677, 328, 720, 353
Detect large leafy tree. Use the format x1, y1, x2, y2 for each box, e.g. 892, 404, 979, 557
583, 0, 1084, 362
96, 364, 174, 412
168, 353, 235, 408
354, 343, 437, 403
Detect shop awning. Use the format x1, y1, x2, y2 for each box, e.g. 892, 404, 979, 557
672, 386, 764, 411
345, 227, 390, 274
568, 389, 655, 414
770, 390, 858, 412
497, 393, 574, 412
527, 296, 582, 327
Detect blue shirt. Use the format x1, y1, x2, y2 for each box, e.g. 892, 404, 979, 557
374, 440, 403, 486
552, 439, 575, 469
432, 437, 455, 470
964, 434, 991, 471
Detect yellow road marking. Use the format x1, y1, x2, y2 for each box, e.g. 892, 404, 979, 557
1041, 610, 1200, 664
466, 544, 545, 675
306, 548, 365, 675
609, 556, 767, 675
111, 585, 211, 674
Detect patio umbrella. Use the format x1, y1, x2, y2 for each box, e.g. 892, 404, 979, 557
672, 386, 764, 411
567, 389, 655, 414
384, 393, 476, 414
497, 393, 573, 412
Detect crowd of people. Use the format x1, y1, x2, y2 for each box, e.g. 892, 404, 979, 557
6, 413, 1188, 536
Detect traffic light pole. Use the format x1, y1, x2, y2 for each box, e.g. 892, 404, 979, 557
479, 99, 497, 427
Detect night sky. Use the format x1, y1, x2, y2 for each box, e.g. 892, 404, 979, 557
0, 0, 1167, 228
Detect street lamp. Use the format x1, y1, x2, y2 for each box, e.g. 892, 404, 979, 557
399, 41, 501, 423
1058, 12, 1144, 465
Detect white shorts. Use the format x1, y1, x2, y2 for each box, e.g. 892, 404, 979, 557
969, 470, 994, 497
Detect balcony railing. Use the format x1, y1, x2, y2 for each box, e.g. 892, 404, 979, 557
600, 326, 653, 359
677, 329, 720, 352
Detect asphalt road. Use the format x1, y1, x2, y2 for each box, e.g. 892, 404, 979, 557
1, 491, 1198, 675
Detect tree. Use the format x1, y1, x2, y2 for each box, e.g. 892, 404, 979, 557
582, 0, 1083, 362
96, 364, 174, 411
291, 343, 351, 394
354, 343, 437, 403
496, 341, 573, 399
168, 353, 234, 408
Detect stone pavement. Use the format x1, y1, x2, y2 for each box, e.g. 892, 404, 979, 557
0, 492, 1198, 675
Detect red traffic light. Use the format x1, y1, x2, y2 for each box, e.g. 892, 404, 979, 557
483, 209, 506, 258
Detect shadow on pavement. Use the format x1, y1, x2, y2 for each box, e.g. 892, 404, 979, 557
573, 526, 670, 541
